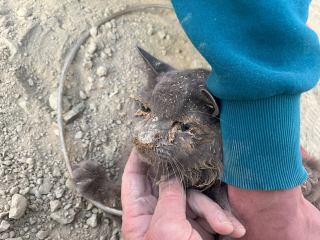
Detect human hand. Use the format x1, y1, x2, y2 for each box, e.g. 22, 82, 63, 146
121, 148, 246, 239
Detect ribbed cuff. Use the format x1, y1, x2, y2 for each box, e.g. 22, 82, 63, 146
220, 94, 308, 190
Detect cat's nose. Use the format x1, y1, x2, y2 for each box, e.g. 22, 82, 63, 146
138, 130, 157, 144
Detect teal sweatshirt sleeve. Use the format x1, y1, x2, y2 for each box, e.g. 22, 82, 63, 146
171, 0, 320, 190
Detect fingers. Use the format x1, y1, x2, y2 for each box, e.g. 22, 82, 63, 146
145, 177, 203, 240
187, 189, 246, 238
121, 148, 157, 216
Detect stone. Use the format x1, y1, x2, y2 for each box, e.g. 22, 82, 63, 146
0, 220, 10, 232
63, 102, 85, 123
55, 188, 64, 198
17, 7, 32, 17
50, 209, 76, 224
36, 230, 49, 239
86, 213, 98, 227
90, 27, 98, 37
65, 178, 76, 191
9, 194, 27, 219
52, 168, 61, 177
79, 91, 87, 100
50, 200, 61, 212
0, 212, 9, 219
49, 92, 71, 112
74, 131, 83, 140
83, 61, 93, 70
9, 187, 19, 195
87, 43, 97, 54
26, 158, 34, 165
158, 31, 166, 39
38, 178, 53, 195
97, 66, 108, 77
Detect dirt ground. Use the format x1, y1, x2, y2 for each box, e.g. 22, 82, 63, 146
0, 0, 320, 239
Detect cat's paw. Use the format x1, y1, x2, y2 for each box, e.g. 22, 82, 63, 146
71, 161, 121, 209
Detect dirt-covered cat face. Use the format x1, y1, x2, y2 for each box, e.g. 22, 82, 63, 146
132, 47, 222, 189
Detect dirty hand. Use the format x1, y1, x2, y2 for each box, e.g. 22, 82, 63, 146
121, 148, 246, 239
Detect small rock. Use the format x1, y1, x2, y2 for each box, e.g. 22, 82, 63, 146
36, 230, 49, 239
147, 24, 154, 36
63, 102, 86, 123
158, 31, 166, 39
86, 213, 98, 228
16, 125, 23, 132
52, 168, 61, 177
107, 31, 116, 40
0, 220, 10, 232
83, 61, 93, 70
105, 22, 112, 28
65, 178, 76, 191
96, 66, 108, 77
50, 200, 61, 212
90, 27, 98, 37
17, 7, 32, 17
87, 43, 97, 54
74, 131, 83, 140
50, 209, 76, 224
26, 158, 34, 165
79, 91, 87, 100
0, 212, 8, 219
9, 194, 28, 219
49, 92, 71, 112
38, 178, 53, 195
55, 188, 64, 198
10, 187, 19, 195
27, 79, 34, 86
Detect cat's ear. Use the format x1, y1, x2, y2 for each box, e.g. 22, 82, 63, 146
136, 45, 175, 74
200, 89, 219, 117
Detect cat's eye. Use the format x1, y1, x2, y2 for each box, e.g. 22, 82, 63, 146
141, 105, 151, 113
179, 123, 190, 131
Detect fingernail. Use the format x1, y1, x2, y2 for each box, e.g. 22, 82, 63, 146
216, 211, 232, 225
230, 218, 245, 230
160, 176, 177, 188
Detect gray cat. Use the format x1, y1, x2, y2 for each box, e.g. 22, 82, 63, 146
71, 47, 320, 238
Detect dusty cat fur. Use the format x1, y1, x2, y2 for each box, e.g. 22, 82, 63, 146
71, 47, 320, 238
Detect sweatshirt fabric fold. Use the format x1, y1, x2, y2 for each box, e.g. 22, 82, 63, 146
172, 0, 320, 190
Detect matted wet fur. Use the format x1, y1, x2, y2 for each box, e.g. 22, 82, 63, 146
71, 47, 320, 238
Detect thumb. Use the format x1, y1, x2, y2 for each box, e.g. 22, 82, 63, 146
154, 176, 186, 220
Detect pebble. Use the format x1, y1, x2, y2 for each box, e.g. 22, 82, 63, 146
50, 200, 61, 212
158, 31, 166, 39
83, 61, 93, 70
49, 92, 71, 112
87, 43, 97, 54
16, 125, 23, 132
97, 66, 108, 77
27, 79, 34, 86
55, 188, 64, 198
74, 131, 83, 140
36, 230, 49, 239
90, 27, 98, 37
10, 187, 19, 195
52, 168, 61, 177
79, 91, 87, 100
17, 7, 32, 17
38, 178, 53, 195
63, 102, 86, 123
147, 24, 154, 36
86, 213, 98, 228
65, 178, 76, 191
0, 212, 8, 219
9, 194, 27, 219
50, 209, 76, 224
107, 31, 117, 40
0, 220, 10, 232
26, 158, 34, 165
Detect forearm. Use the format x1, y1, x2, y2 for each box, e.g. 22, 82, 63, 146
172, 0, 320, 190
